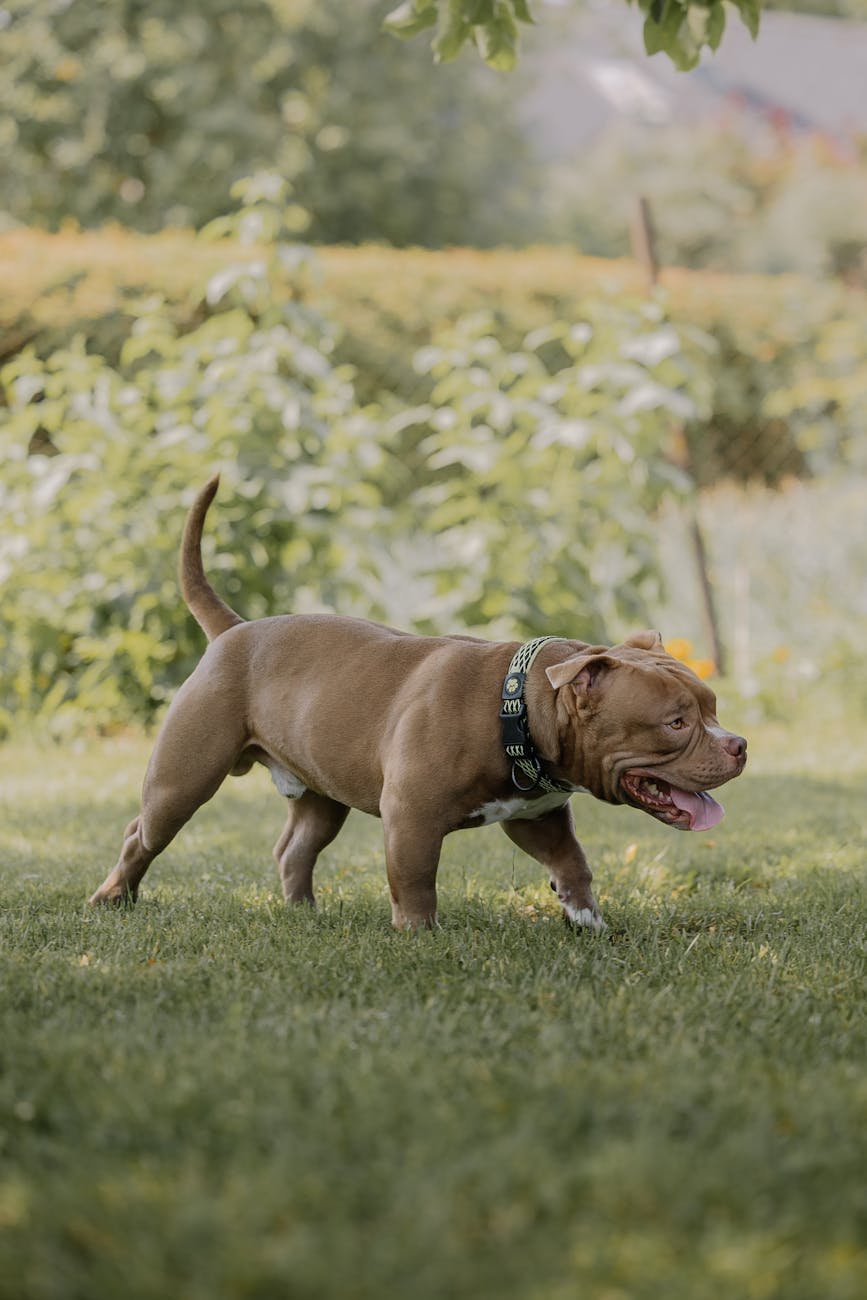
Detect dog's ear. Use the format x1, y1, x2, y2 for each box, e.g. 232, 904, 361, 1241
545, 652, 616, 693
623, 630, 663, 651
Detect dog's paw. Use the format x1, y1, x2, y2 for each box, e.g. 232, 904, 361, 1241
88, 883, 138, 907
562, 902, 607, 934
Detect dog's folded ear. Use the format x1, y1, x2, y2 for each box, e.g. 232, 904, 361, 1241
545, 652, 617, 693
547, 631, 663, 692
623, 630, 664, 651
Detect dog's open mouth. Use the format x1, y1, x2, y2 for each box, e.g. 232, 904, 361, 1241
620, 772, 724, 831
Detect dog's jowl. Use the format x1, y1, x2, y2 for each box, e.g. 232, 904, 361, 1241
90, 478, 747, 931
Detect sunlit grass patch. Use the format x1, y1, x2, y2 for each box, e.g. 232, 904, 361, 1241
1, 726, 865, 1300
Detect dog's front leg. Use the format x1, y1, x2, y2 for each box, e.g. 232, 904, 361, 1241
380, 792, 444, 931
502, 805, 606, 933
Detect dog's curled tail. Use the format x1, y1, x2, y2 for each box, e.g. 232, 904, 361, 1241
179, 476, 245, 642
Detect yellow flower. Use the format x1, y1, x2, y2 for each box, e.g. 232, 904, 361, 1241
665, 637, 693, 661
665, 638, 716, 680
686, 657, 716, 680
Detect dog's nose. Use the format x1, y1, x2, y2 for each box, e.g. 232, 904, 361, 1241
724, 734, 747, 761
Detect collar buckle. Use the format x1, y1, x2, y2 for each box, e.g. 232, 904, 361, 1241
499, 702, 530, 751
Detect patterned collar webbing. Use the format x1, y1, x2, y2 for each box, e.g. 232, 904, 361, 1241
499, 637, 573, 795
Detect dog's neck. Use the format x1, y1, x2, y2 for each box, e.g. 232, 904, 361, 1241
499, 638, 574, 796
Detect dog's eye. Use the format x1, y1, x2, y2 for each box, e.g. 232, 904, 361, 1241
668, 718, 687, 731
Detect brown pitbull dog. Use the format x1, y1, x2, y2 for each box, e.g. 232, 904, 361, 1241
90, 477, 747, 930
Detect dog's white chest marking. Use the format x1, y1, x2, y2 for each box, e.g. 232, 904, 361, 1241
266, 761, 307, 800
470, 789, 581, 826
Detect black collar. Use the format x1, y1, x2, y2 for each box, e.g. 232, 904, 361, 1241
499, 637, 573, 795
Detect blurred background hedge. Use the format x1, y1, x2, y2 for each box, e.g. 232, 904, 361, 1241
3, 224, 864, 488
3, 0, 867, 282
1, 0, 865, 736
0, 0, 536, 246
2, 197, 865, 735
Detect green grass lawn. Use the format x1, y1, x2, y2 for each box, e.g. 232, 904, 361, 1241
1, 719, 865, 1300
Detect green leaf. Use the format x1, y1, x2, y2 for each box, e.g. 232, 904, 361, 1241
473, 3, 519, 71
383, 2, 438, 39
434, 18, 471, 62
473, 32, 517, 71
735, 0, 761, 40
643, 14, 665, 56
642, 1, 687, 61
706, 1, 726, 51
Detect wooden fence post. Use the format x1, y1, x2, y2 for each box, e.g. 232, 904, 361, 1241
631, 194, 727, 675
630, 196, 659, 291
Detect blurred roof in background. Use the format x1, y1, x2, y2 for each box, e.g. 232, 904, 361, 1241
524, 2, 867, 156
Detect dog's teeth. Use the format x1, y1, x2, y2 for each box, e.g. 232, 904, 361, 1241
644, 780, 672, 803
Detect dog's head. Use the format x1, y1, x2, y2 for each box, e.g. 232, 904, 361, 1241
547, 631, 746, 830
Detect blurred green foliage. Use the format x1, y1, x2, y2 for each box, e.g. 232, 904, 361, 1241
386, 0, 764, 71
387, 0, 867, 71
387, 305, 708, 639
9, 224, 865, 486
546, 124, 867, 285
0, 0, 536, 245
3, 197, 867, 726
0, 179, 388, 733
0, 180, 730, 732
4, 0, 867, 275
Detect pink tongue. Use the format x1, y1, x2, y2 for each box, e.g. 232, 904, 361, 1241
669, 787, 725, 831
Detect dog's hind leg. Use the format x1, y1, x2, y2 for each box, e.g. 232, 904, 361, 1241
273, 791, 349, 905
89, 676, 247, 905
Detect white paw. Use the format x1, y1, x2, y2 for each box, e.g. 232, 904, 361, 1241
563, 902, 607, 933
